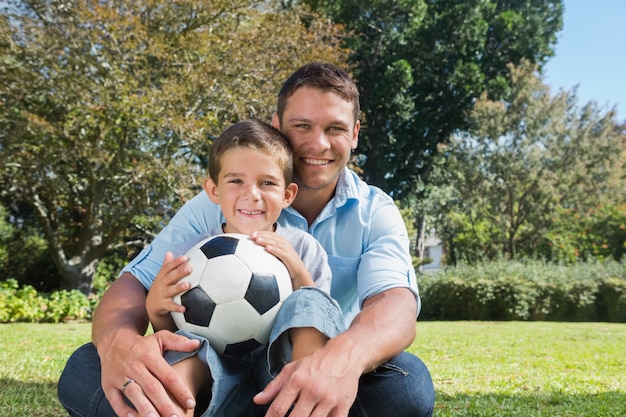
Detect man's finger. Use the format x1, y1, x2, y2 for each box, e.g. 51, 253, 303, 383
108, 388, 139, 417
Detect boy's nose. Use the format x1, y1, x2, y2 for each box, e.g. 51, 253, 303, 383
246, 184, 261, 199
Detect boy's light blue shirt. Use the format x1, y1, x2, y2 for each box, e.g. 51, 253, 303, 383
122, 168, 420, 324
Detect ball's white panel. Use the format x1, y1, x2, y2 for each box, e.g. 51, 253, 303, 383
199, 255, 252, 303
255, 303, 282, 343
182, 321, 217, 342
232, 235, 292, 301
182, 249, 212, 286
210, 299, 261, 342
172, 240, 214, 307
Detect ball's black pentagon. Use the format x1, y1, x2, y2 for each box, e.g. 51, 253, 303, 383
200, 235, 239, 260
223, 338, 263, 356
181, 287, 216, 327
245, 273, 280, 315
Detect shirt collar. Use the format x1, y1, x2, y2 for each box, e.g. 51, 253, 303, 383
332, 168, 360, 209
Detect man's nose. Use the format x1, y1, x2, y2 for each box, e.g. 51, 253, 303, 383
310, 128, 331, 150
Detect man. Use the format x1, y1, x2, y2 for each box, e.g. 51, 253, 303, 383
58, 62, 435, 417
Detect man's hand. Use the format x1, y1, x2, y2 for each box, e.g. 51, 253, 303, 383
253, 288, 418, 417
101, 330, 200, 417
253, 338, 360, 417
92, 273, 200, 417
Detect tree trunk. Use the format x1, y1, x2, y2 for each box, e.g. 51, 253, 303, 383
415, 212, 426, 272
58, 257, 99, 295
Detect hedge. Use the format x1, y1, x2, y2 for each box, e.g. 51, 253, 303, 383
0, 279, 97, 323
419, 260, 626, 322
2, 260, 625, 323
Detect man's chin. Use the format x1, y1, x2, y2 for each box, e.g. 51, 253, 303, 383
294, 175, 338, 192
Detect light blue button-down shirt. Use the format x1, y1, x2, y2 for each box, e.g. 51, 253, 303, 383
122, 168, 420, 325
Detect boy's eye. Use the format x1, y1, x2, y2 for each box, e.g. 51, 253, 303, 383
262, 181, 277, 186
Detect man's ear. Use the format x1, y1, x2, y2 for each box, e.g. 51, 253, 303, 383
203, 178, 221, 204
351, 119, 360, 150
283, 182, 298, 208
271, 113, 280, 130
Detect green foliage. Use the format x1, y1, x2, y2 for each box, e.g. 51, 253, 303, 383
0, 279, 96, 323
299, 0, 564, 199
0, 203, 61, 291
419, 260, 626, 322
0, 0, 348, 292
539, 203, 626, 263
436, 63, 626, 263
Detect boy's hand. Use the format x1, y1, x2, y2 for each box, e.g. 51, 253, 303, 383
146, 251, 192, 329
250, 231, 315, 289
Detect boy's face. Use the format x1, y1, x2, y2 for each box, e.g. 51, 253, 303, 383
274, 86, 359, 194
204, 148, 297, 236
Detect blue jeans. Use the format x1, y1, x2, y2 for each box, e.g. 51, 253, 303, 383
58, 288, 435, 416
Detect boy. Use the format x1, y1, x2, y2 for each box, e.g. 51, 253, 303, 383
145, 119, 341, 416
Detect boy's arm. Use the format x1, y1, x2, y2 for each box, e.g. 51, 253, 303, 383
145, 252, 191, 332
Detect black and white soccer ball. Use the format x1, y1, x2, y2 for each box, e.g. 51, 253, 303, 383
171, 233, 292, 356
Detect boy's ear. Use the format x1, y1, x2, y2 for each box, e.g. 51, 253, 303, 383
283, 182, 298, 208
203, 178, 221, 204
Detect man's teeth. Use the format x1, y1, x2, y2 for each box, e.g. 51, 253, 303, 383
303, 158, 329, 165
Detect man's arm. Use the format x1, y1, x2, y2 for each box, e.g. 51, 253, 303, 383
255, 287, 417, 417
93, 272, 200, 417
337, 286, 418, 372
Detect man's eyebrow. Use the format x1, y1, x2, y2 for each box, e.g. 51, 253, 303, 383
285, 117, 312, 124
286, 117, 350, 127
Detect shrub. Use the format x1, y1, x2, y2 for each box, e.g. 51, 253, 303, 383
419, 259, 626, 322
0, 279, 96, 323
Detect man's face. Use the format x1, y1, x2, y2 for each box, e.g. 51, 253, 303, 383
276, 86, 359, 193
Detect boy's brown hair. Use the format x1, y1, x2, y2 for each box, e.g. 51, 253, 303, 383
208, 119, 293, 185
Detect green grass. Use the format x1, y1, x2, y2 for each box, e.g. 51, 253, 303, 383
1, 321, 624, 416
0, 322, 91, 417
410, 321, 626, 416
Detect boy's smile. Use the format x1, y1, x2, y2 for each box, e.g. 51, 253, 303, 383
204, 148, 297, 236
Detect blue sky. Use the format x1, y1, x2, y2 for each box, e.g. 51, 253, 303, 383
543, 0, 626, 119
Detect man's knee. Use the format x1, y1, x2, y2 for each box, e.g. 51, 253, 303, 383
354, 352, 435, 417
58, 343, 111, 417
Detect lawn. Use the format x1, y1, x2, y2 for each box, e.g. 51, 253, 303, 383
1, 321, 624, 416
410, 321, 626, 416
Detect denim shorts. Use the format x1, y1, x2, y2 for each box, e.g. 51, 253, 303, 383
164, 287, 346, 417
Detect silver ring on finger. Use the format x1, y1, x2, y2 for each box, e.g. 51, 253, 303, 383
121, 378, 136, 396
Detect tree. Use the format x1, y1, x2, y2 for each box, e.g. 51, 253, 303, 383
0, 0, 347, 293
439, 62, 625, 262
288, 0, 563, 259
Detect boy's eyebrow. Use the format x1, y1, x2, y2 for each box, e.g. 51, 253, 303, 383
222, 172, 283, 182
